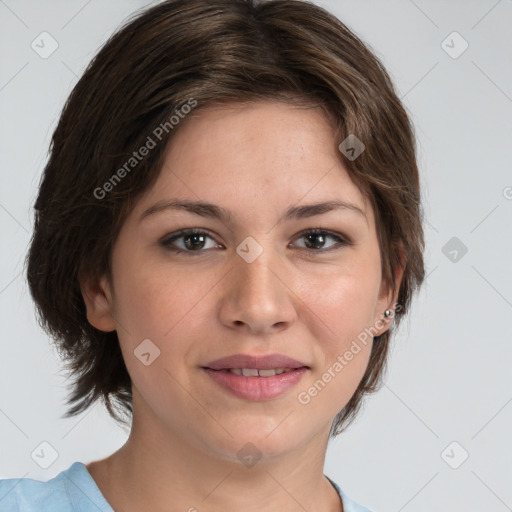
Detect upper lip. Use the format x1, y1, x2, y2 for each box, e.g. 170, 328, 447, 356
203, 353, 308, 370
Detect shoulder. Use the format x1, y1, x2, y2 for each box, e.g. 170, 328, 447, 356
326, 476, 375, 512
0, 462, 111, 512
0, 464, 73, 511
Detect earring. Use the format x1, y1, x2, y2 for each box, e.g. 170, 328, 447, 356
384, 309, 391, 318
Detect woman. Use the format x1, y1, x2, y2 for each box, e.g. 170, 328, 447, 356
0, 0, 425, 510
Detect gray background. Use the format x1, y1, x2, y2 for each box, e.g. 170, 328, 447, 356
1, 1, 511, 510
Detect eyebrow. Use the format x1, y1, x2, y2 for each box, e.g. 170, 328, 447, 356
139, 198, 366, 224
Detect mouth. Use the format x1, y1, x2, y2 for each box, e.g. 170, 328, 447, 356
201, 353, 309, 401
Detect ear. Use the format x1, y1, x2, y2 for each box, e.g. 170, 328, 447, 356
80, 274, 116, 332
372, 244, 406, 336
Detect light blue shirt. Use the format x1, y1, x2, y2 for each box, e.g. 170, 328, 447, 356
0, 462, 373, 511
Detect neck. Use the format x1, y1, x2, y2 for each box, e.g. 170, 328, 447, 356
87, 391, 343, 512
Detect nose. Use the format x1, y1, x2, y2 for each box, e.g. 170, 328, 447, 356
218, 241, 298, 335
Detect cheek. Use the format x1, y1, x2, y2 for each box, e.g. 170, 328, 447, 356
111, 251, 211, 340
109, 258, 203, 400
294, 260, 380, 410
299, 256, 382, 346
109, 254, 224, 391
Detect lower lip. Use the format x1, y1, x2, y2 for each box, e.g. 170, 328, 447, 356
203, 368, 308, 401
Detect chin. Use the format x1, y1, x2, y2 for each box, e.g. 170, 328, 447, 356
198, 416, 314, 465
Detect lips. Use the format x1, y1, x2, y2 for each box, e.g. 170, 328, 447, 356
202, 353, 309, 401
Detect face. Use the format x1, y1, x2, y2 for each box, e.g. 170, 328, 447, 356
83, 100, 402, 464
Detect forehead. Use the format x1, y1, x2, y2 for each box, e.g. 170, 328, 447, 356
132, 100, 372, 228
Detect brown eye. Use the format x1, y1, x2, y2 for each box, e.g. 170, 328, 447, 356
291, 229, 350, 253
161, 229, 221, 255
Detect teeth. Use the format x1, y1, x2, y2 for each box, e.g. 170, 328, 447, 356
241, 368, 259, 377
258, 369, 278, 377
228, 368, 294, 377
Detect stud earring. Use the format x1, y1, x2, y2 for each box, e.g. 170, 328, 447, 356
384, 309, 391, 318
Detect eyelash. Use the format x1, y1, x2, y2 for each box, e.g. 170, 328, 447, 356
160, 228, 351, 256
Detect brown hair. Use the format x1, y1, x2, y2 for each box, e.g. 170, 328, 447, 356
25, 0, 425, 435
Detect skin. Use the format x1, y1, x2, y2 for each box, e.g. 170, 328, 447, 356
81, 100, 404, 512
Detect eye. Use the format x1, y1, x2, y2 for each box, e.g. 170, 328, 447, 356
290, 228, 351, 253
160, 229, 220, 254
